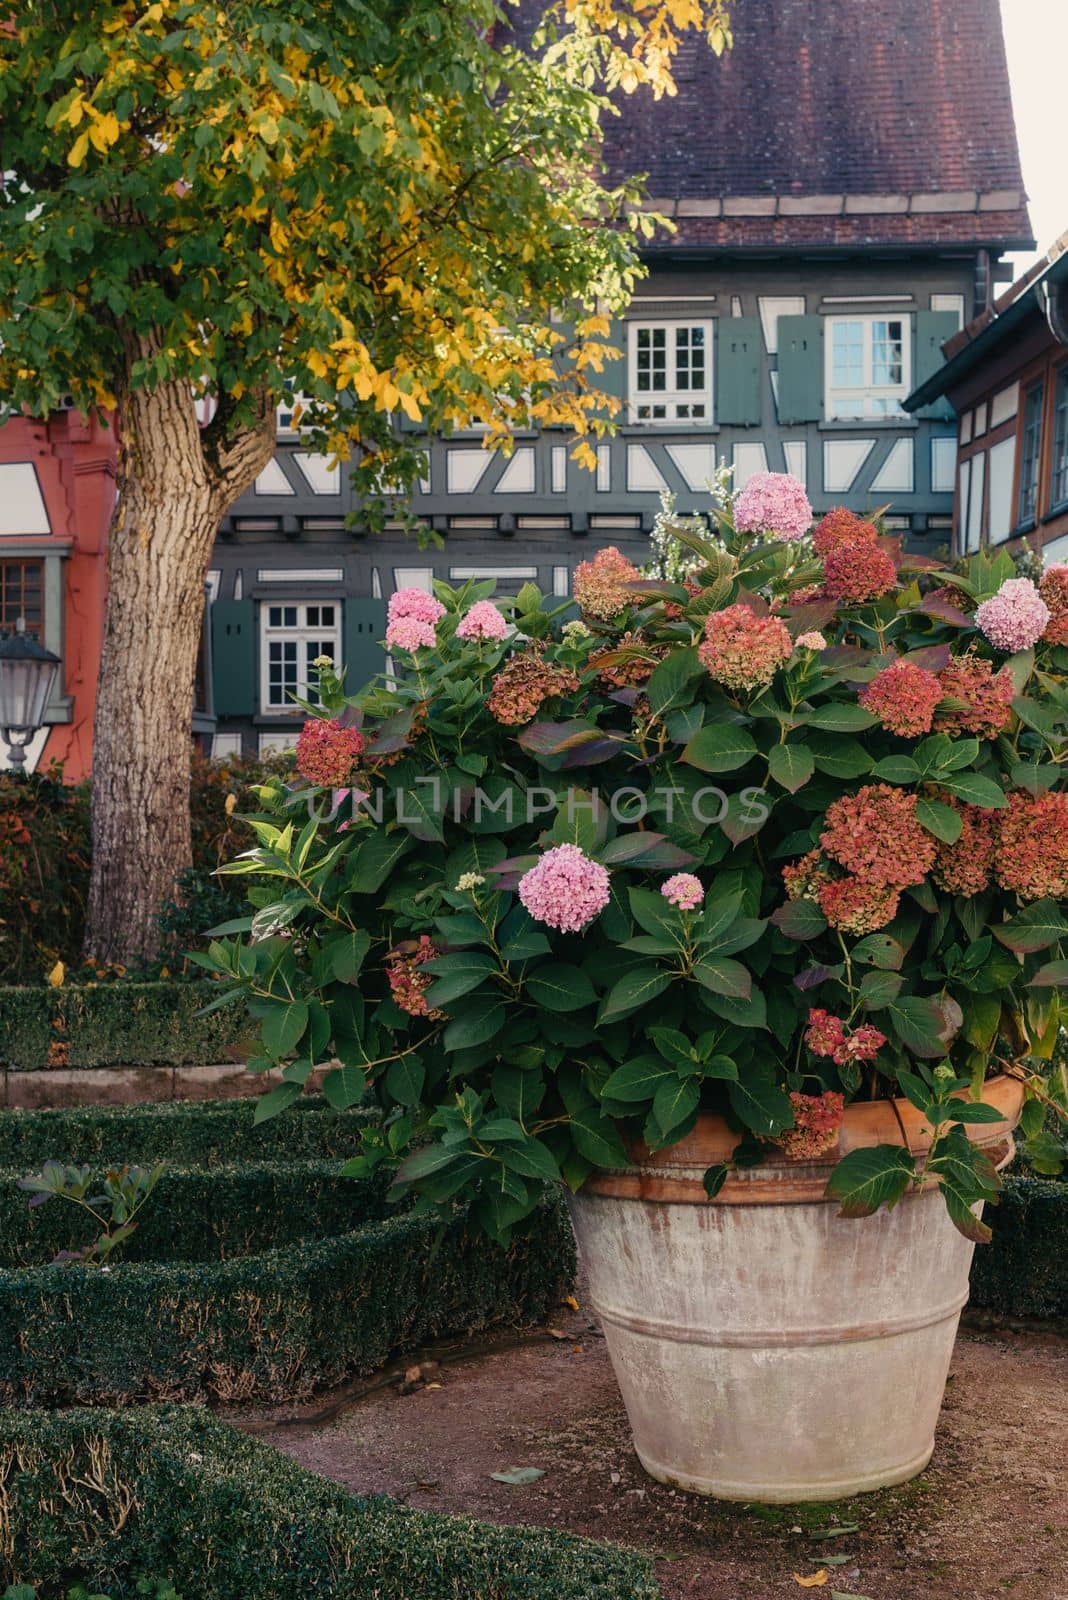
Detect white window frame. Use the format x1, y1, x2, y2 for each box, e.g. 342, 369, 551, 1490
628, 320, 713, 424
259, 599, 342, 714
825, 315, 912, 420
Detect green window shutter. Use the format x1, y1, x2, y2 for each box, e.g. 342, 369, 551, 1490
343, 598, 387, 694
596, 318, 628, 422
913, 311, 959, 420
777, 315, 824, 425
210, 599, 255, 716
716, 316, 762, 426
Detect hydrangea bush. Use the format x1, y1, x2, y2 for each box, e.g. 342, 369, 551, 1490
200, 477, 1068, 1242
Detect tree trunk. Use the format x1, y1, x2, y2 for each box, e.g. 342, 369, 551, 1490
84, 371, 274, 964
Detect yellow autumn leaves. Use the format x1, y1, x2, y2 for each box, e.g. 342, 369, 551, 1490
55, 92, 123, 167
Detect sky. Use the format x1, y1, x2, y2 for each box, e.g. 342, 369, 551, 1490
1001, 0, 1067, 277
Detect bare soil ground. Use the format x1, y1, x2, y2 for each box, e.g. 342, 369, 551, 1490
233, 1300, 1068, 1600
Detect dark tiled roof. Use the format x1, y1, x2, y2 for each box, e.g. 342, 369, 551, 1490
511, 0, 1032, 250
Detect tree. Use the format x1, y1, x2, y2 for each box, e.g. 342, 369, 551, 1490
0, 0, 731, 962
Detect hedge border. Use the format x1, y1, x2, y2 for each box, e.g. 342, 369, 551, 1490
0, 1406, 659, 1599
0, 983, 242, 1068
971, 1174, 1068, 1319
0, 1193, 575, 1406
0, 1095, 372, 1168
0, 1159, 389, 1268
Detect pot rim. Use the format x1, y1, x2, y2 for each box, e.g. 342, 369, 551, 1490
581, 1071, 1025, 1207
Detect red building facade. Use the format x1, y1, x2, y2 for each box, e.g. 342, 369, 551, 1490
0, 410, 115, 779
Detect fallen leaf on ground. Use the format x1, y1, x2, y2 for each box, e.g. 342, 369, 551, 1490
809, 1523, 860, 1540
793, 1574, 828, 1589
564, 1295, 580, 1311
490, 1466, 545, 1485
830, 1592, 873, 1600
547, 1327, 569, 1340
821, 1555, 854, 1566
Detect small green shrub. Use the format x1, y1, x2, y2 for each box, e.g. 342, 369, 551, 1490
0, 983, 242, 1068
0, 1160, 385, 1268
0, 1192, 574, 1404
970, 1174, 1068, 1318
0, 1097, 372, 1169
0, 1407, 658, 1599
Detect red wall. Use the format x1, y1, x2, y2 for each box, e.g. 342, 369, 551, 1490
0, 410, 116, 781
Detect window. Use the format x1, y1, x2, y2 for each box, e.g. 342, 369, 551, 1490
0, 559, 44, 639
628, 322, 712, 422
1017, 383, 1044, 527
1051, 366, 1068, 511
260, 601, 341, 713
826, 317, 911, 419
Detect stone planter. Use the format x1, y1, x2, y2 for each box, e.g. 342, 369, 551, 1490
568, 1075, 1024, 1503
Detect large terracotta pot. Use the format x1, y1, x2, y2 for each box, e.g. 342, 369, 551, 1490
568, 1074, 1023, 1503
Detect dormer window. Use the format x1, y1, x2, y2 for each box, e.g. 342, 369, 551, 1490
826, 316, 911, 419
628, 321, 713, 423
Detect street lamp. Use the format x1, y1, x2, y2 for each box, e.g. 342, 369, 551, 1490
0, 625, 60, 772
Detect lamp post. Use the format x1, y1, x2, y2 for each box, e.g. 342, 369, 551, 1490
0, 624, 60, 772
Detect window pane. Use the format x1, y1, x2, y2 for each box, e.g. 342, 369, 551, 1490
871, 320, 904, 387
832, 322, 864, 387
1018, 384, 1044, 524
1052, 367, 1068, 508
283, 606, 297, 627
0, 560, 45, 639
268, 605, 282, 627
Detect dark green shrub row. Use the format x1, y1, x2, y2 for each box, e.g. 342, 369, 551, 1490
0, 1193, 576, 1405
0, 1095, 370, 1168
0, 1406, 658, 1599
0, 1160, 389, 1268
0, 983, 242, 1068
970, 1175, 1068, 1318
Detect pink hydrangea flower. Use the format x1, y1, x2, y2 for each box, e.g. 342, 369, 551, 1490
661, 873, 703, 911
795, 631, 828, 651
733, 472, 813, 541
385, 615, 437, 651
518, 844, 611, 934
975, 578, 1051, 652
456, 600, 508, 642
388, 587, 446, 627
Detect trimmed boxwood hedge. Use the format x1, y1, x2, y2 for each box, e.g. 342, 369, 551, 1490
0, 982, 241, 1068
0, 1160, 389, 1267
0, 1194, 575, 1405
970, 1174, 1068, 1318
0, 1406, 660, 1599
0, 1096, 371, 1168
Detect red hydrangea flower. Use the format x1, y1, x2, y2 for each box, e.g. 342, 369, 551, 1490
995, 790, 1068, 902
934, 653, 1014, 740
573, 546, 640, 621
386, 935, 445, 1019
822, 541, 897, 605
817, 875, 900, 935
804, 1009, 886, 1066
812, 508, 878, 558
777, 1091, 846, 1160
1040, 565, 1068, 646
859, 660, 943, 738
820, 784, 936, 888
930, 797, 999, 897
697, 603, 793, 692
296, 719, 365, 787
782, 848, 829, 903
